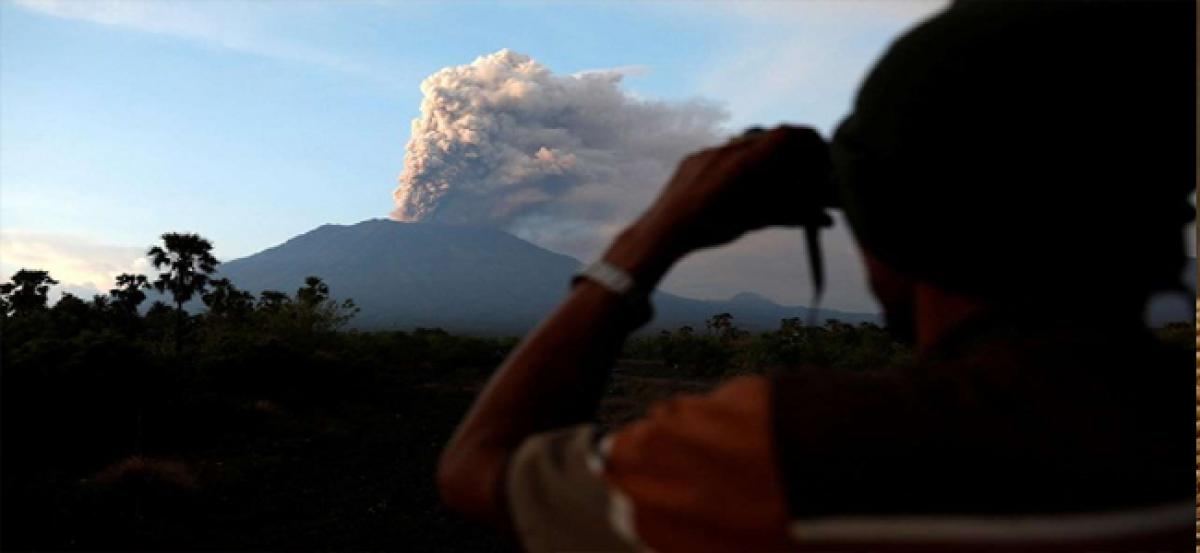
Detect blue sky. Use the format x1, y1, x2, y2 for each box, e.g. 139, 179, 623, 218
0, 0, 945, 309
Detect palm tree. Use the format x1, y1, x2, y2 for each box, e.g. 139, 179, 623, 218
106, 273, 150, 334
296, 276, 330, 307
110, 273, 151, 313
148, 233, 219, 353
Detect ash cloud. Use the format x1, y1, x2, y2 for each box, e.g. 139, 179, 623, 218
392, 49, 727, 257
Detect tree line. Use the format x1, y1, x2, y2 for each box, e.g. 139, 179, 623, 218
622, 312, 914, 377
0, 230, 922, 386
1, 232, 358, 353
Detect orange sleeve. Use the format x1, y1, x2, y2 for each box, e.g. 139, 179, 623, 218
603, 376, 791, 552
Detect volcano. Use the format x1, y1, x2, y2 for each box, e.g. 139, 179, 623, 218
211, 219, 878, 334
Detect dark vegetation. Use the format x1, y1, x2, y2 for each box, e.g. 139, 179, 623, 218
2, 232, 1190, 551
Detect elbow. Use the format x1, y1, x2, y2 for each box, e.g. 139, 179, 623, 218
435, 451, 474, 514
436, 443, 507, 525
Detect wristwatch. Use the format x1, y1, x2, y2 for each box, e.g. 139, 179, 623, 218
572, 260, 636, 295
571, 260, 654, 328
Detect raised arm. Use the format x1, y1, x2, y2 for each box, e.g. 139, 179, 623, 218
435, 126, 831, 527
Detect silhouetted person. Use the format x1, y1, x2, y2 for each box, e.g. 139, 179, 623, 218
439, 1, 1196, 551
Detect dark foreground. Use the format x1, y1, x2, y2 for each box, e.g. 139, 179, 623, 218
1, 332, 712, 551
3, 310, 1190, 551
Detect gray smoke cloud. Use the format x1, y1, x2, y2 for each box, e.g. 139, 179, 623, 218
392, 49, 727, 256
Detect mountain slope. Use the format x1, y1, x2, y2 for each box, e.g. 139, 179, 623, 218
215, 219, 876, 334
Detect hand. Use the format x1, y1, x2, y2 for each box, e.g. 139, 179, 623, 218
603, 125, 832, 286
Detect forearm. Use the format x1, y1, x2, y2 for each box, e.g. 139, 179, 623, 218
437, 222, 678, 524
456, 283, 640, 443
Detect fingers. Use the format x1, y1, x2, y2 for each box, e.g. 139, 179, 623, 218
726, 127, 768, 146
751, 126, 824, 158
660, 125, 831, 232
690, 126, 818, 168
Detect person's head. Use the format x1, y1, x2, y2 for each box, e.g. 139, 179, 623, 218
831, 0, 1195, 332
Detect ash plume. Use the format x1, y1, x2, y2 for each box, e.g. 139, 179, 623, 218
392, 49, 727, 257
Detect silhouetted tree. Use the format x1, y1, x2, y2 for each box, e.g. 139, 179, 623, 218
143, 300, 174, 342
0, 269, 59, 318
148, 233, 219, 353
296, 276, 330, 307
291, 276, 359, 333
50, 293, 92, 337
89, 294, 111, 324
706, 312, 737, 341
247, 279, 357, 342
90, 294, 111, 312
110, 273, 151, 314
106, 274, 150, 333
202, 278, 254, 321
257, 290, 291, 313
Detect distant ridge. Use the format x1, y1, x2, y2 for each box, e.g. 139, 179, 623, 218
212, 219, 878, 334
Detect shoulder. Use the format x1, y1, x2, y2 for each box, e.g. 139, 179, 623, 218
606, 375, 774, 482
506, 376, 788, 552
605, 376, 787, 551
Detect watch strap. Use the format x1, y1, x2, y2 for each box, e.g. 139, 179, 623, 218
572, 260, 636, 296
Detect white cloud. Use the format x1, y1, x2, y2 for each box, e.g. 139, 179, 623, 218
0, 230, 150, 299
